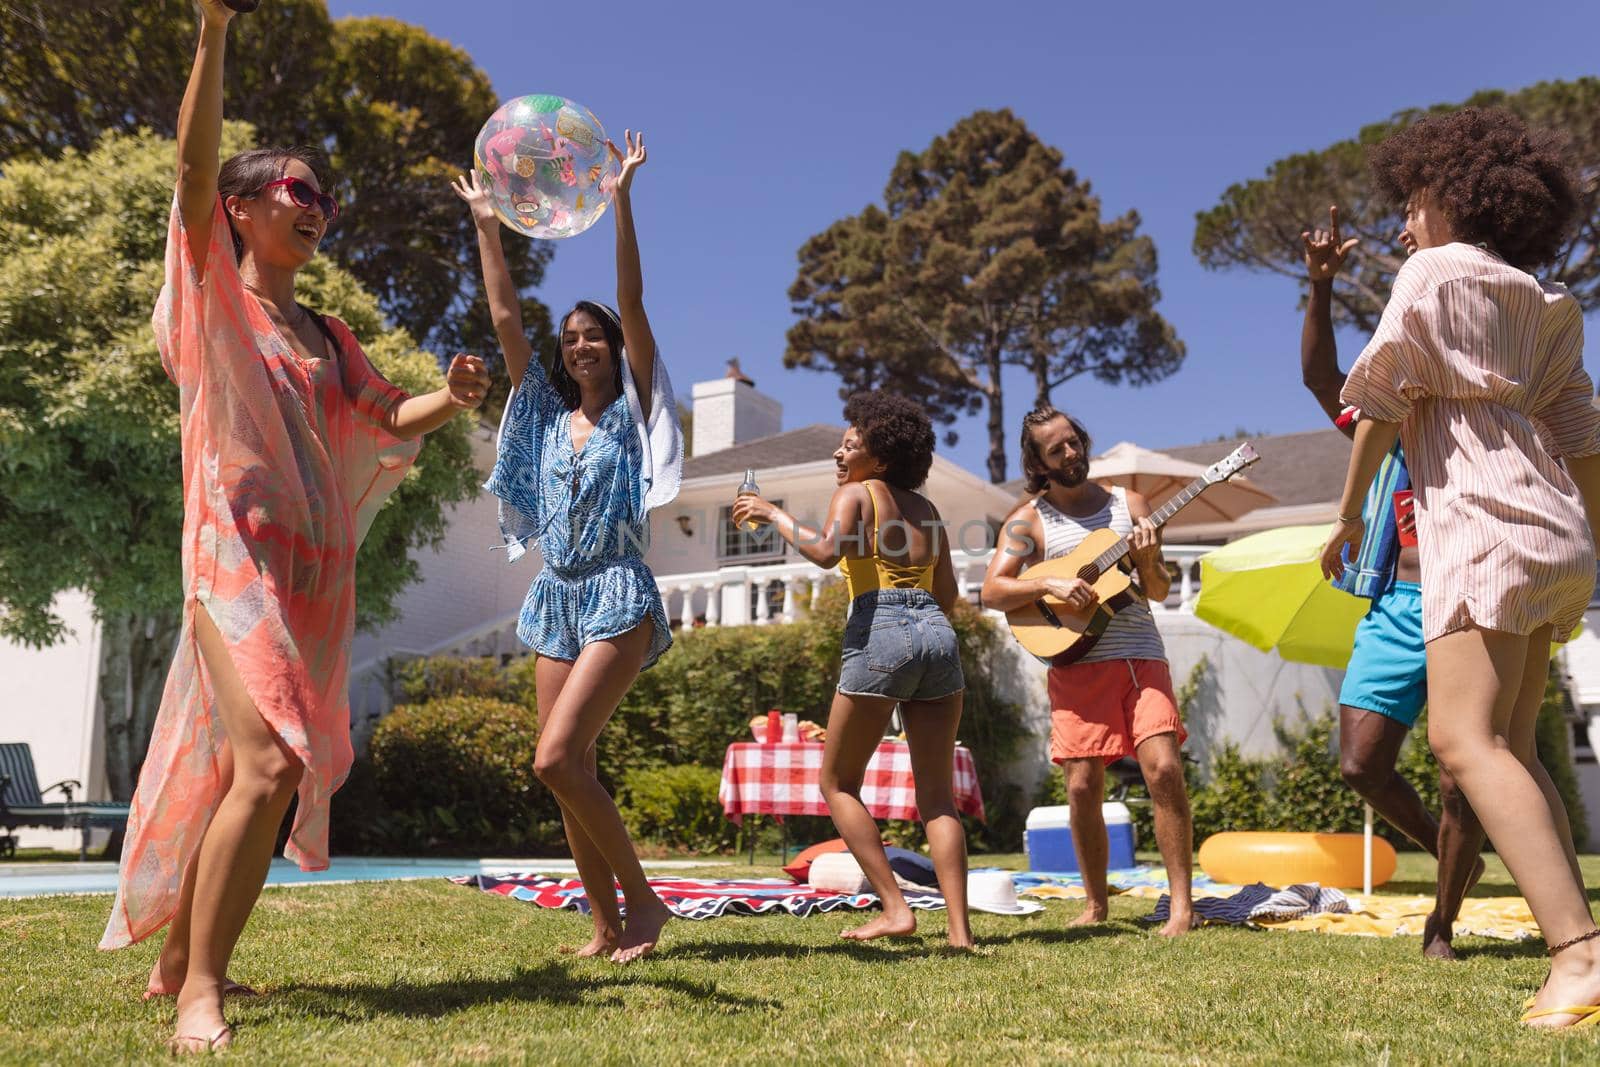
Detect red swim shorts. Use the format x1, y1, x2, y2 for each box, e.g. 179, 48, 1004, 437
1048, 658, 1185, 765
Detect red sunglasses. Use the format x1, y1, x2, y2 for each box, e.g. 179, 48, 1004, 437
259, 177, 339, 221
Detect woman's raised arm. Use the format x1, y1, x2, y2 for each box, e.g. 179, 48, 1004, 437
609, 131, 657, 417
452, 170, 535, 388
176, 1, 237, 274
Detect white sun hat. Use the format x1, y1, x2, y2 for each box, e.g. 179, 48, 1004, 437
966, 870, 1045, 915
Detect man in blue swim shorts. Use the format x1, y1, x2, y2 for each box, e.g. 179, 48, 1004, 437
1300, 206, 1484, 958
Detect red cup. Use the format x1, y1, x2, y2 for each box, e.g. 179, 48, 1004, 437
766, 710, 782, 745
1393, 490, 1418, 548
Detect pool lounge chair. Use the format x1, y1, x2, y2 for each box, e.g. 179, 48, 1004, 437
0, 743, 129, 860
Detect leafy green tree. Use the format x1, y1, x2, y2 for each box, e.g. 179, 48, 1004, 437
0, 0, 553, 360
1194, 79, 1600, 329
0, 126, 481, 800
787, 109, 1184, 482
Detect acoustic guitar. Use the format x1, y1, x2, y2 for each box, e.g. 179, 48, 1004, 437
1005, 442, 1260, 665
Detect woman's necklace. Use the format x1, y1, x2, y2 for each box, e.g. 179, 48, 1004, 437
245, 284, 306, 328
245, 283, 331, 361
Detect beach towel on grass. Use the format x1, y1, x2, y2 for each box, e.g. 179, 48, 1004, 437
1268, 893, 1539, 942
453, 874, 945, 920
1137, 884, 1538, 941
1011, 866, 1228, 901
1142, 882, 1351, 927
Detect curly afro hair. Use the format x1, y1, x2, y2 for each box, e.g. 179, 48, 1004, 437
1368, 106, 1580, 271
843, 391, 936, 490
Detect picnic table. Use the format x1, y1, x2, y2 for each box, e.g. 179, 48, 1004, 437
718, 740, 985, 862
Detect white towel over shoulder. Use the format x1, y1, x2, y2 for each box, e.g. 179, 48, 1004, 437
621, 345, 683, 516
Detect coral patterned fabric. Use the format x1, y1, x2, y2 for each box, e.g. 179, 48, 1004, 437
1341, 243, 1600, 644
101, 197, 418, 949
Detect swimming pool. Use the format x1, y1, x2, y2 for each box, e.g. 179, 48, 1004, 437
0, 856, 719, 899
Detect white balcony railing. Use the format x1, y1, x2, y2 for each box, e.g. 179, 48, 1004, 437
357, 545, 1215, 678
656, 544, 1215, 629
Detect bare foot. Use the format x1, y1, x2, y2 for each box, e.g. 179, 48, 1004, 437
1156, 912, 1197, 938
1420, 912, 1458, 961
945, 932, 975, 951
170, 982, 230, 1055
611, 899, 672, 964
840, 912, 918, 942
1068, 903, 1108, 927
559, 931, 619, 958
144, 958, 257, 1000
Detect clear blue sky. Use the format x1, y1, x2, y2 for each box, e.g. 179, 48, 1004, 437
331, 0, 1600, 482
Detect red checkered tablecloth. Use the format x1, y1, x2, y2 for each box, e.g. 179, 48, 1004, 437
718, 741, 985, 824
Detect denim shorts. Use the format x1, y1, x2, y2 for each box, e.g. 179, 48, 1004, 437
837, 589, 965, 701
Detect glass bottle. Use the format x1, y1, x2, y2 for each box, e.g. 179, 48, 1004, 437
736, 468, 763, 531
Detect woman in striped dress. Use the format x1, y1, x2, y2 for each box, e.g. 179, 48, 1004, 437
1321, 108, 1600, 1028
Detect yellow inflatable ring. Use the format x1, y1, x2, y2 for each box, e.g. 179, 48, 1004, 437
1198, 831, 1395, 889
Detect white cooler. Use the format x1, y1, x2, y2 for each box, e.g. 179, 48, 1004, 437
1025, 802, 1136, 872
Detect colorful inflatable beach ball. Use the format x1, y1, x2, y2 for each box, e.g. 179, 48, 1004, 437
474, 94, 619, 240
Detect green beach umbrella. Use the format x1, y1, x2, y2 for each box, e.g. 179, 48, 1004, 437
1193, 524, 1369, 669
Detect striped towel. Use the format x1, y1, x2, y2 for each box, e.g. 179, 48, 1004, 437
1248, 883, 1351, 921
453, 874, 946, 920
1142, 882, 1349, 926
1330, 411, 1408, 602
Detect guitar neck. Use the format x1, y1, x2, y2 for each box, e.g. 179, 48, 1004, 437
1149, 475, 1210, 530
1087, 475, 1210, 575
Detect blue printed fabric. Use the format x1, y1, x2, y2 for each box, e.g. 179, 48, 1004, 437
1009, 866, 1225, 895
483, 358, 671, 670
1331, 442, 1410, 600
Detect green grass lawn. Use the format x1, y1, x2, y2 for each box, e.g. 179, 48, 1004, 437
4, 852, 1599, 1065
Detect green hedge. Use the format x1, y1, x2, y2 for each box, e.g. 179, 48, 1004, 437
617, 765, 738, 854
340, 581, 1030, 855
392, 656, 507, 705
360, 696, 565, 855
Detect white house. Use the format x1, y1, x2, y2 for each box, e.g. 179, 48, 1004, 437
346, 360, 1020, 731
8, 370, 1600, 849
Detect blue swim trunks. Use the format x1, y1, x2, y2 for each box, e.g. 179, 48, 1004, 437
1338, 581, 1426, 727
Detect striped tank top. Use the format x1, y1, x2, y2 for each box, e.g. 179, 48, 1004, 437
1033, 487, 1166, 664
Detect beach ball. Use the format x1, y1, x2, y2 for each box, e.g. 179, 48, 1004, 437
473, 94, 619, 240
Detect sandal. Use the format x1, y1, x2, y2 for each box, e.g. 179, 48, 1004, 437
166, 1025, 232, 1054
1520, 1005, 1600, 1028
1521, 930, 1600, 1023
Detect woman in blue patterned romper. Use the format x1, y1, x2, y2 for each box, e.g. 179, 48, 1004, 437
454, 131, 682, 964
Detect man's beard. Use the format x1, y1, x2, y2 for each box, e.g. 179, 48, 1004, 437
1044, 462, 1088, 488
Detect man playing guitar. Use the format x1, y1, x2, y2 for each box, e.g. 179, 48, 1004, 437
982, 406, 1195, 936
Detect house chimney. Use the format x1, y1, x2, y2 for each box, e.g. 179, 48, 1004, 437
691, 359, 782, 455
726, 357, 755, 387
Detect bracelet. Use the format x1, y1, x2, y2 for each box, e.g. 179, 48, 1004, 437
1337, 512, 1363, 524
1547, 927, 1600, 956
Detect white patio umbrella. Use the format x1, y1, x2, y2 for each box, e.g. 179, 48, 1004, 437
1089, 441, 1276, 527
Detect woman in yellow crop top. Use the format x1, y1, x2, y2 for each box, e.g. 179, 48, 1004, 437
734, 392, 970, 948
